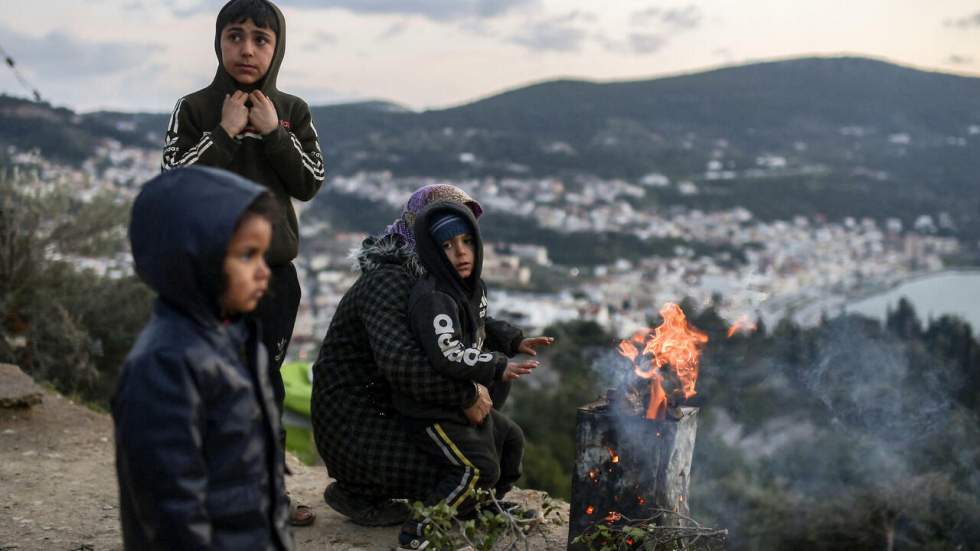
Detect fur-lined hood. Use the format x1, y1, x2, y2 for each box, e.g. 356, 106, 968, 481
350, 233, 425, 278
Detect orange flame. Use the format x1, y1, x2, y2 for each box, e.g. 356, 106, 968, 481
604, 511, 622, 523
727, 314, 757, 338
607, 448, 620, 464
585, 505, 595, 515
617, 303, 708, 419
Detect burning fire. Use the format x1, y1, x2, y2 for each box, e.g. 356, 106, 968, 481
604, 511, 622, 523
588, 468, 600, 482
585, 505, 595, 515
726, 314, 757, 338
607, 448, 620, 464
617, 303, 708, 419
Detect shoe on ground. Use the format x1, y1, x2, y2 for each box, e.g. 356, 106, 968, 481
324, 482, 410, 527
289, 503, 316, 527
397, 531, 431, 550
396, 531, 475, 551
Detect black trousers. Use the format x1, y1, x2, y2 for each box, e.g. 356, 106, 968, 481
252, 262, 301, 414
402, 410, 524, 537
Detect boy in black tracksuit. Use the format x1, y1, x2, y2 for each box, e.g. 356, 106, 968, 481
395, 201, 553, 550
161, 0, 323, 402
161, 0, 323, 524
114, 166, 290, 550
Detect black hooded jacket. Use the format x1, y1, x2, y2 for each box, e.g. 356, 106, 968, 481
113, 166, 291, 551
397, 202, 525, 421
161, 0, 324, 267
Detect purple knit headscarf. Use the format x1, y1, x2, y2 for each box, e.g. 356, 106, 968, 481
382, 184, 483, 248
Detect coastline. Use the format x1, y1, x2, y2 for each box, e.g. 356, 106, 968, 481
844, 267, 980, 305
775, 267, 980, 330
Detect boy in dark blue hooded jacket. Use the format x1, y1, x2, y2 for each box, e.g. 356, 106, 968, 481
112, 166, 291, 550
394, 200, 553, 550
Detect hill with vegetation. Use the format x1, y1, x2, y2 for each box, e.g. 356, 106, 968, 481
4, 56, 978, 242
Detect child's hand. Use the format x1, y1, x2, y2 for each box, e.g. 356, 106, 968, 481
503, 360, 539, 381
248, 91, 279, 135
220, 91, 249, 137
463, 383, 493, 425
517, 336, 554, 356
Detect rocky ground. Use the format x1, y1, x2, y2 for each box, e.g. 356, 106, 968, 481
0, 366, 569, 550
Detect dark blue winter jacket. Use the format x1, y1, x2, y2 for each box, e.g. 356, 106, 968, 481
112, 166, 291, 550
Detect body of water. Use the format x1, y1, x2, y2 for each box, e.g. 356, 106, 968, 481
845, 270, 980, 333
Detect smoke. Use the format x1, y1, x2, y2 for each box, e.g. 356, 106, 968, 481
804, 317, 951, 445
581, 311, 978, 547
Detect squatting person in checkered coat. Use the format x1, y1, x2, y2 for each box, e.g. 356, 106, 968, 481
391, 199, 554, 550
311, 185, 497, 527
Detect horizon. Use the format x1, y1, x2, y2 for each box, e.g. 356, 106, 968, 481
3, 53, 978, 116
1, 0, 978, 114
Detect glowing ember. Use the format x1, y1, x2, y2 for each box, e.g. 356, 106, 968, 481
726, 314, 758, 338
585, 505, 595, 515
588, 468, 599, 482
607, 448, 620, 463
604, 511, 622, 523
617, 303, 708, 419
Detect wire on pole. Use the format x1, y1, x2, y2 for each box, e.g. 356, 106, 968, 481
0, 42, 43, 102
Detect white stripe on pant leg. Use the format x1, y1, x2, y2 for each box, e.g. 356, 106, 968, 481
425, 426, 474, 507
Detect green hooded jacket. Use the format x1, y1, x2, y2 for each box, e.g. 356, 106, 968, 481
162, 0, 324, 266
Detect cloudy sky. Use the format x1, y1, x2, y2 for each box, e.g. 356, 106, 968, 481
1, 0, 978, 113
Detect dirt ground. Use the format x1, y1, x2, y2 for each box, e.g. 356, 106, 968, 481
0, 388, 569, 550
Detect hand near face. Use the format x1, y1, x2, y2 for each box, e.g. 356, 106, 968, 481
248, 90, 279, 135
517, 336, 555, 356
220, 91, 249, 138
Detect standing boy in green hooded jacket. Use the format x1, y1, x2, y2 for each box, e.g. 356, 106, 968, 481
161, 0, 323, 527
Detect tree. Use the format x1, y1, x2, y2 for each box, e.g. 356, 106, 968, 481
0, 166, 152, 404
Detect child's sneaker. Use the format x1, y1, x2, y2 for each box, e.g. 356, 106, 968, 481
324, 482, 409, 526
397, 531, 431, 550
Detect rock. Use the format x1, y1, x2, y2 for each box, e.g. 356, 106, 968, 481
0, 364, 44, 409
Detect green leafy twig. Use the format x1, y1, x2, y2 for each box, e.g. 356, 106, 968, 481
572, 508, 727, 551
409, 488, 561, 550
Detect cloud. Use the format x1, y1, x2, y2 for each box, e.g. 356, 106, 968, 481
277, 80, 361, 106
250, 0, 539, 21
509, 12, 593, 52
944, 11, 980, 29
595, 5, 704, 55
628, 32, 667, 54
0, 24, 163, 79
712, 47, 734, 60
631, 5, 703, 30
947, 54, 975, 65
377, 21, 409, 40
595, 31, 666, 55
302, 30, 338, 51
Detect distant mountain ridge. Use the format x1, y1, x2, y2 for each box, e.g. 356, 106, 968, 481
2, 56, 978, 239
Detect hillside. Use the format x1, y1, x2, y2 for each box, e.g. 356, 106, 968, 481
3, 56, 979, 239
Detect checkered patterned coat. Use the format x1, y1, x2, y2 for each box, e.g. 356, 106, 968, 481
311, 236, 477, 500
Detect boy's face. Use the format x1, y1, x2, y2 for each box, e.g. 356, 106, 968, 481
441, 234, 475, 279
220, 18, 276, 86
221, 214, 272, 315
